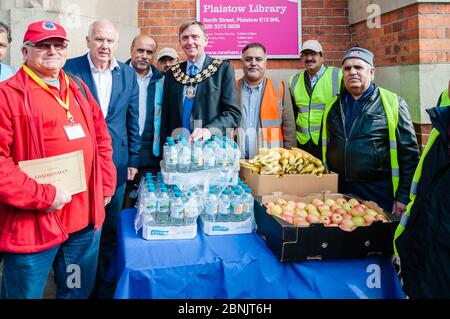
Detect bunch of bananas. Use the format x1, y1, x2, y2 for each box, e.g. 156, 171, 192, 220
241, 147, 327, 177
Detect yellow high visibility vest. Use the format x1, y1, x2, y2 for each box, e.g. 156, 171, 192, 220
439, 89, 450, 106
289, 67, 342, 145
321, 87, 400, 196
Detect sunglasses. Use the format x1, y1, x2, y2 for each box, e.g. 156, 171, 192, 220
27, 41, 68, 51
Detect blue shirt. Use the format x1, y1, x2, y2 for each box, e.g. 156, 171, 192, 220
182, 54, 207, 132
307, 64, 326, 89
342, 83, 375, 135
241, 80, 264, 158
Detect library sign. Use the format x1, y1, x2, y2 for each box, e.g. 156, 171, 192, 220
197, 0, 301, 59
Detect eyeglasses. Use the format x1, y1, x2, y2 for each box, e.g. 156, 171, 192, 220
26, 41, 68, 51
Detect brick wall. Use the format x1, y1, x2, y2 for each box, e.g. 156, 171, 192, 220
138, 0, 449, 150
350, 2, 449, 150
138, 0, 352, 69
351, 3, 450, 67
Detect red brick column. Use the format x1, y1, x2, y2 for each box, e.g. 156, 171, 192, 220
351, 3, 450, 150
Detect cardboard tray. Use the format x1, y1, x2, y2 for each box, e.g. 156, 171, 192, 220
239, 164, 338, 196
254, 193, 399, 262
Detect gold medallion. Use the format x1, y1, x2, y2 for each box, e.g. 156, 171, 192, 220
185, 85, 196, 99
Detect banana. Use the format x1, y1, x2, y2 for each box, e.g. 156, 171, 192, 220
300, 163, 315, 174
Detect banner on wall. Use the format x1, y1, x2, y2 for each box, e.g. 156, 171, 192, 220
196, 0, 301, 59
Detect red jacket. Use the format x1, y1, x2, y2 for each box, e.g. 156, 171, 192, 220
0, 68, 117, 253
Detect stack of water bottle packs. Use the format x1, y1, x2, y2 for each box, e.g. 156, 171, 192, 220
135, 134, 256, 240
161, 135, 241, 186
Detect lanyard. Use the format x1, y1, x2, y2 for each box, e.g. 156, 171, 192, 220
22, 64, 73, 123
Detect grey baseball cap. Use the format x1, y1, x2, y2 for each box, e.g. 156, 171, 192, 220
157, 47, 178, 61
342, 47, 374, 66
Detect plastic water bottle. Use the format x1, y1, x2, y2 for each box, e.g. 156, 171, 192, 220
170, 192, 184, 226
210, 135, 219, 150
230, 188, 243, 222
191, 141, 204, 171
217, 189, 231, 222
177, 140, 191, 172
203, 141, 216, 170
215, 141, 226, 168
165, 138, 178, 172
156, 188, 170, 224
184, 192, 201, 225
204, 187, 219, 222
241, 187, 254, 222
145, 185, 157, 218
232, 143, 241, 170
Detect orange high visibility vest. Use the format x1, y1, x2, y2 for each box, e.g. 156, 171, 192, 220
236, 78, 284, 148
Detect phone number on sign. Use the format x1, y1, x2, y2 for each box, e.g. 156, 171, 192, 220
204, 24, 241, 29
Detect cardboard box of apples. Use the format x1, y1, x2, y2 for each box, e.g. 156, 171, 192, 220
254, 192, 399, 262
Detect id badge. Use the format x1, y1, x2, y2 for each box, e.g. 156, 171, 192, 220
64, 123, 86, 141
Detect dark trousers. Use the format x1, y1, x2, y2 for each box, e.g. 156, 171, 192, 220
92, 182, 126, 299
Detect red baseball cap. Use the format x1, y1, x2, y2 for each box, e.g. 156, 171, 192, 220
23, 20, 68, 43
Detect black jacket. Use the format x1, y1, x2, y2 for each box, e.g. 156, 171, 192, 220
395, 106, 450, 299
160, 55, 241, 147
125, 61, 163, 169
325, 85, 419, 206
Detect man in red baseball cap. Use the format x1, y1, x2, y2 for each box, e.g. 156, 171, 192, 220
0, 20, 116, 299
22, 20, 68, 43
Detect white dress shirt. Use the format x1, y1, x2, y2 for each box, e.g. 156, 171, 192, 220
87, 53, 120, 118
130, 62, 152, 136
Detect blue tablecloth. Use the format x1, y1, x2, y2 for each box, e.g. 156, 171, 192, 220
110, 209, 405, 299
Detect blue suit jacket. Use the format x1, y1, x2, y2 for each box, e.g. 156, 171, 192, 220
64, 54, 141, 186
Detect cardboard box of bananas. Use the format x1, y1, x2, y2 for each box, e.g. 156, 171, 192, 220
240, 147, 327, 177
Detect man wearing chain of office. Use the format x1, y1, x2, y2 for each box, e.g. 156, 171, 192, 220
160, 21, 241, 145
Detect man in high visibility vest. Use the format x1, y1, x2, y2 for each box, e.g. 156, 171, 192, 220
394, 105, 449, 298
437, 79, 450, 106
321, 47, 419, 215
236, 42, 296, 158
289, 40, 342, 159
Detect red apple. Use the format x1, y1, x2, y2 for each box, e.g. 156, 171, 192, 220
282, 215, 294, 224
330, 204, 342, 212
305, 214, 320, 224
293, 216, 305, 226
294, 209, 308, 218
325, 199, 336, 207
319, 215, 331, 225
312, 198, 324, 207
331, 213, 343, 224
335, 197, 347, 206
305, 204, 317, 213
363, 214, 376, 223
351, 204, 366, 217
296, 202, 306, 210
327, 223, 339, 227
348, 198, 360, 207
317, 204, 331, 214
342, 203, 352, 212
270, 205, 283, 217
320, 210, 332, 218
365, 209, 378, 217
342, 213, 353, 220
275, 198, 287, 207
334, 208, 346, 215
352, 216, 365, 227
340, 218, 355, 231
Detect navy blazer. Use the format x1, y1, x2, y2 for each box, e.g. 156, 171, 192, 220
64, 54, 141, 186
